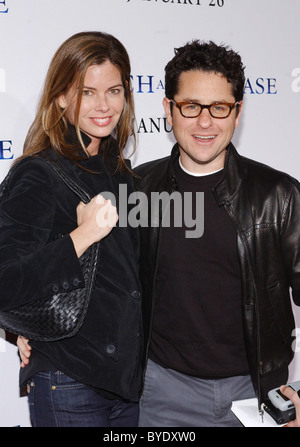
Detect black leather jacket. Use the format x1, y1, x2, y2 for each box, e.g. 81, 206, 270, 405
134, 143, 300, 406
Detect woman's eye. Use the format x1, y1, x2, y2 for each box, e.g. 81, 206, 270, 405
82, 90, 93, 96
110, 88, 120, 95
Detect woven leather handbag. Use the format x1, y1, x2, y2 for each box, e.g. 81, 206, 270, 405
0, 161, 100, 341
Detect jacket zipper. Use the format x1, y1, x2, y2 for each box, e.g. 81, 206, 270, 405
141, 222, 163, 391
223, 199, 263, 417
142, 177, 176, 387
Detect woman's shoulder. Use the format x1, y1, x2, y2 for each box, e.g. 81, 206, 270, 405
3, 154, 59, 195
10, 145, 68, 174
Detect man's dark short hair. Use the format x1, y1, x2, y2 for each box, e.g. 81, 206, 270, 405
164, 40, 245, 102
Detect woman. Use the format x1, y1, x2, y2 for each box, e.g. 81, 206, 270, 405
0, 31, 143, 427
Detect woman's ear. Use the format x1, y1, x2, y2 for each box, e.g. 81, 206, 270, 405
57, 94, 67, 109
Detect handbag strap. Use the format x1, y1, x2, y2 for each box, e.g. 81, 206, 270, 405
46, 161, 92, 204
47, 160, 101, 261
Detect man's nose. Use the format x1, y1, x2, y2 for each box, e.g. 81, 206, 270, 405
196, 108, 213, 127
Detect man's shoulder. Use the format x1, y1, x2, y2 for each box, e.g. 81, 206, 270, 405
133, 155, 172, 192
134, 155, 171, 177
235, 154, 300, 205
241, 154, 299, 187
134, 155, 170, 174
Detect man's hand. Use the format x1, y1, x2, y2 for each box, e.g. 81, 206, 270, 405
17, 336, 31, 368
280, 385, 300, 427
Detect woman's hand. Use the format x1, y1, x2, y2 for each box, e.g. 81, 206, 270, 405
17, 336, 31, 368
70, 194, 118, 257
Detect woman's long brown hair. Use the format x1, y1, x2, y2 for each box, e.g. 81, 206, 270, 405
19, 31, 136, 173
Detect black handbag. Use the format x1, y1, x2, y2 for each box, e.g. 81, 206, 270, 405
0, 161, 100, 341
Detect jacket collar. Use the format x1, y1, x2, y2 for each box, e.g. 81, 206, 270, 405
168, 142, 245, 205
65, 124, 92, 156
213, 143, 245, 206
46, 124, 120, 169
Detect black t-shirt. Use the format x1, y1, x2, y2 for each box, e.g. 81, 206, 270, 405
149, 160, 249, 379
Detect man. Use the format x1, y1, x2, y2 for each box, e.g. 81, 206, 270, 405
135, 40, 300, 426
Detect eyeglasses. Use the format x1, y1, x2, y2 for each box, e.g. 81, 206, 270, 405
170, 99, 239, 119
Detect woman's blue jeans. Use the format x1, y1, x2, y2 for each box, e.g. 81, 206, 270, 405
27, 371, 139, 427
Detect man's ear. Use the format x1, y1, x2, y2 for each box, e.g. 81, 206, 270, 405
235, 100, 243, 129
163, 97, 173, 127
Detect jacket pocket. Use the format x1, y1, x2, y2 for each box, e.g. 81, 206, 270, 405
262, 282, 294, 345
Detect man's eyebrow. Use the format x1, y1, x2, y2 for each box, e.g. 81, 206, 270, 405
181, 98, 230, 103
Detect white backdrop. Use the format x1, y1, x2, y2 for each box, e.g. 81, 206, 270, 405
0, 0, 299, 427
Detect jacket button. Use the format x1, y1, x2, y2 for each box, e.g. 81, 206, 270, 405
52, 284, 59, 293
131, 290, 141, 299
105, 344, 116, 354
73, 278, 81, 287
62, 282, 69, 290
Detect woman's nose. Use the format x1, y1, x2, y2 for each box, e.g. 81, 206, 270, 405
95, 95, 109, 112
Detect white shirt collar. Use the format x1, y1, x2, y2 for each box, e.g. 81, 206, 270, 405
178, 157, 223, 177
